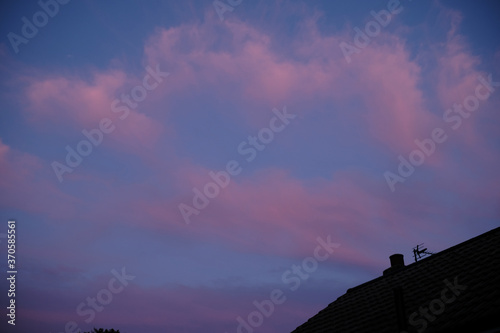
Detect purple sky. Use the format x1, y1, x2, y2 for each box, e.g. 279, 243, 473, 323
0, 0, 499, 332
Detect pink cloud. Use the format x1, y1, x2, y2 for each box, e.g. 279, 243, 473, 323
22, 68, 164, 154
141, 12, 444, 153
12, 6, 482, 158
157, 164, 408, 268
419, 8, 500, 174
7, 2, 493, 162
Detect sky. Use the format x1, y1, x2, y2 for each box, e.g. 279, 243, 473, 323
0, 0, 499, 332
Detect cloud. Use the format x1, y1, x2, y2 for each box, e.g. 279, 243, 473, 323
141, 12, 444, 154
21, 68, 164, 154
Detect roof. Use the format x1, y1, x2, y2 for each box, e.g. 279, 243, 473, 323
291, 227, 500, 333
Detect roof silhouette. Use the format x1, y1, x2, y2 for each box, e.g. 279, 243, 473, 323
291, 227, 500, 333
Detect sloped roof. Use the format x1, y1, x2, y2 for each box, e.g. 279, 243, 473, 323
291, 227, 500, 333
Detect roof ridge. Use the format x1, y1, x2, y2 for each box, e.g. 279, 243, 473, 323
343, 226, 500, 294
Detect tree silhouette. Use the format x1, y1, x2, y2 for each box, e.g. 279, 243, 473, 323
83, 329, 120, 333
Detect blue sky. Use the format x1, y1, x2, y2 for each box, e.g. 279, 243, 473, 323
0, 0, 499, 332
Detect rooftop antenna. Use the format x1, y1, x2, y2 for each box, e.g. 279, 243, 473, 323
412, 243, 433, 262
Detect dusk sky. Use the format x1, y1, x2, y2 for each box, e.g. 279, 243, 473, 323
0, 0, 499, 332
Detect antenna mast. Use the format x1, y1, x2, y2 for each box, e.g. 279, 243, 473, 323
412, 243, 433, 262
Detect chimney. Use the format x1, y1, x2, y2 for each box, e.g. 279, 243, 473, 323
390, 254, 405, 268
383, 254, 405, 275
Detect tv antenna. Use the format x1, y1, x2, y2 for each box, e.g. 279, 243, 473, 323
412, 243, 433, 262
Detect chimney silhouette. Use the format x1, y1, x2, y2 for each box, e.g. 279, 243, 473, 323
390, 254, 405, 268
383, 254, 405, 275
